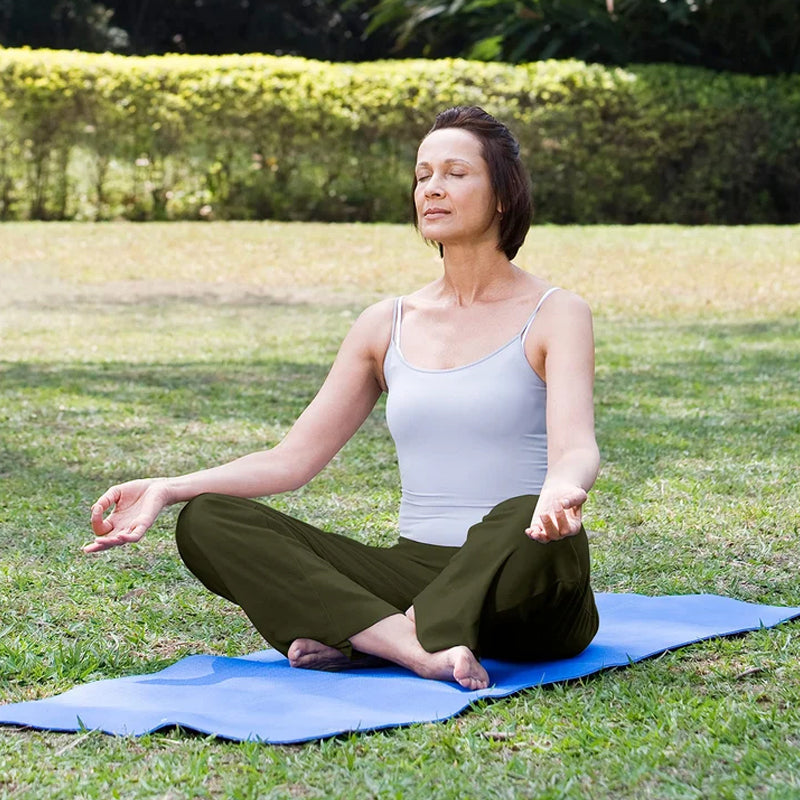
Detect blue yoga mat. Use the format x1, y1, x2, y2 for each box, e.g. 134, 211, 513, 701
1, 593, 798, 743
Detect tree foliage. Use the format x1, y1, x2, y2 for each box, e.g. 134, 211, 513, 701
0, 0, 129, 51
367, 0, 800, 75
1, 1, 798, 74
0, 0, 392, 61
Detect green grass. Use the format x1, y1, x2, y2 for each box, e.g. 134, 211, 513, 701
1, 222, 799, 799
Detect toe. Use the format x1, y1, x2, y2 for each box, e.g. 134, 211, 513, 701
287, 640, 305, 662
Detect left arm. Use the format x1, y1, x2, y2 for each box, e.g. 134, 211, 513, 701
525, 291, 600, 542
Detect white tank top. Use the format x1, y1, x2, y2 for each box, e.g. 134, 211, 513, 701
383, 288, 557, 546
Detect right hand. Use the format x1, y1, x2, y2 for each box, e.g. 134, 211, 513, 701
84, 479, 171, 554
524, 483, 587, 543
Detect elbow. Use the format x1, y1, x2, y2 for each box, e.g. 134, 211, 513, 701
579, 436, 601, 479
590, 439, 601, 469
590, 442, 601, 483
269, 442, 327, 492
284, 465, 321, 492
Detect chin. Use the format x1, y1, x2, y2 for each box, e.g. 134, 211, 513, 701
421, 222, 453, 240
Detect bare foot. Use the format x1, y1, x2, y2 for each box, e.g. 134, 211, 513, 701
287, 638, 350, 671
287, 638, 387, 672
348, 614, 490, 690
404, 610, 487, 689
420, 645, 489, 690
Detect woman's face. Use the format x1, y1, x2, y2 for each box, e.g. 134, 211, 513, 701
414, 128, 501, 250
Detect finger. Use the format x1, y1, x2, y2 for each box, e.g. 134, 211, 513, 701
93, 486, 121, 512
82, 523, 145, 554
526, 505, 557, 538
532, 508, 571, 542
525, 520, 552, 543
120, 524, 147, 543
560, 489, 587, 511
550, 503, 566, 527
83, 536, 120, 553
90, 505, 114, 536
525, 517, 543, 538
90, 488, 120, 531
539, 508, 562, 539
561, 505, 583, 536
83, 534, 128, 553
526, 504, 551, 532
526, 532, 548, 543
553, 504, 577, 537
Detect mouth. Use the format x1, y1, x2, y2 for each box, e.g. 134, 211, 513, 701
424, 208, 449, 218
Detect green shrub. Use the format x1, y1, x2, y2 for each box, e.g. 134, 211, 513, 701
0, 48, 798, 223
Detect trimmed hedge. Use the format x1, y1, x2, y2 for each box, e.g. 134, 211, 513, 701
0, 48, 798, 223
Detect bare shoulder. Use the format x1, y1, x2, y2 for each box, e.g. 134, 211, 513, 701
336, 297, 396, 386
541, 287, 592, 321
534, 288, 594, 340
346, 297, 395, 347
526, 288, 594, 375
343, 298, 395, 391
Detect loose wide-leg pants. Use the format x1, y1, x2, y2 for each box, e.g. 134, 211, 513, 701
175, 493, 599, 662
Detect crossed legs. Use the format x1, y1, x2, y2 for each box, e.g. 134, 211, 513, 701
176, 494, 596, 690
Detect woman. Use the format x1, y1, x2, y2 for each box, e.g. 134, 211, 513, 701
86, 106, 599, 691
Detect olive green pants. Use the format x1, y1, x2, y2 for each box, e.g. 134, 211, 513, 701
175, 493, 598, 662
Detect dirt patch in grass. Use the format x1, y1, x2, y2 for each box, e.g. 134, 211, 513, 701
1, 271, 340, 312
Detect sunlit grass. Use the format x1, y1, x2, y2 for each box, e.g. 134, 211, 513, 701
1, 222, 798, 321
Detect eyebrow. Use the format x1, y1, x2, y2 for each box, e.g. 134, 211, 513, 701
414, 158, 473, 172
415, 158, 473, 169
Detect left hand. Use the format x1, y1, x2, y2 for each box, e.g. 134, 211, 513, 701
84, 478, 170, 554
525, 484, 587, 543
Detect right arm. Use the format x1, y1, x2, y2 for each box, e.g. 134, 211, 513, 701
85, 300, 394, 553
523, 289, 599, 543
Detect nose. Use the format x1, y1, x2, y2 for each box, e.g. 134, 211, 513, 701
424, 173, 445, 198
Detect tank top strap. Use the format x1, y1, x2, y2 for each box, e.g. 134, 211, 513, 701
520, 286, 560, 342
391, 296, 404, 349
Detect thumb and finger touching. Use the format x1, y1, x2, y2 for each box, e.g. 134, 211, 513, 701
84, 486, 156, 554
526, 488, 587, 542
83, 520, 147, 553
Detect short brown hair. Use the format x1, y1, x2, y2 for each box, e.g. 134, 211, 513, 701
412, 106, 533, 260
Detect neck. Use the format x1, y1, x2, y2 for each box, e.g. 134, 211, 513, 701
438, 240, 517, 305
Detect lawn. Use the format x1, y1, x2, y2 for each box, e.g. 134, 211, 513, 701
1, 222, 799, 799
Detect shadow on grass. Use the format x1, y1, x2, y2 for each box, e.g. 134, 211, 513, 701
595, 317, 799, 480
0, 359, 331, 549
2, 316, 798, 510
0, 359, 329, 423
0, 357, 392, 555
9, 290, 323, 313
